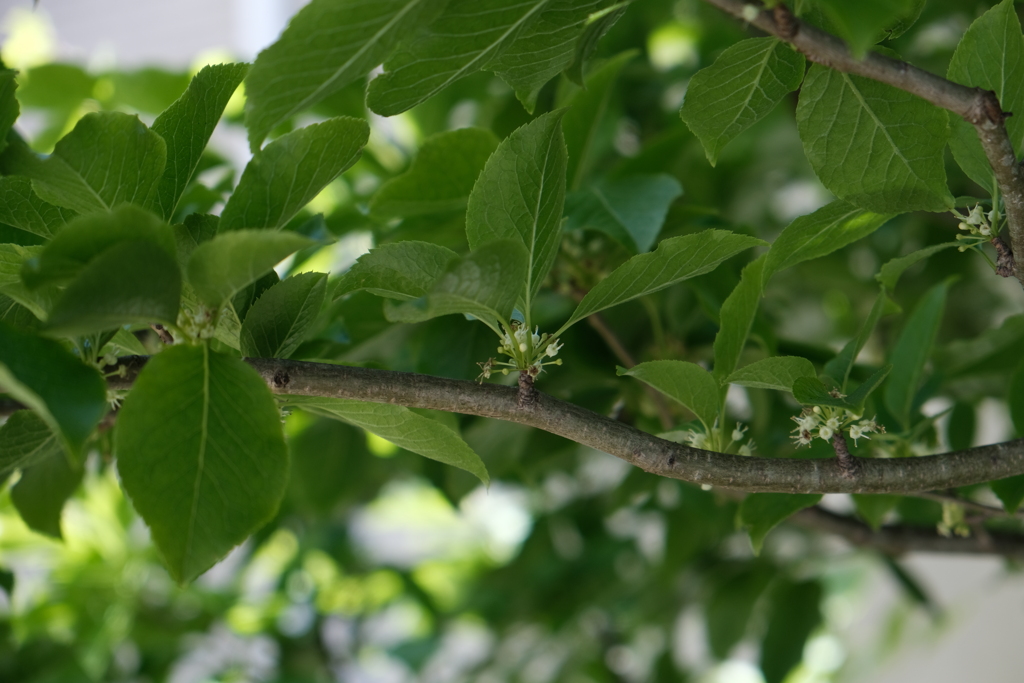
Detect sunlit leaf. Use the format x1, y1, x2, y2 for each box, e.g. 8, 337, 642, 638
727, 356, 816, 393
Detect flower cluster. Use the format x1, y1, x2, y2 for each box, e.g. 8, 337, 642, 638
477, 323, 563, 381
952, 203, 999, 250
938, 502, 970, 538
791, 406, 882, 448
682, 421, 754, 456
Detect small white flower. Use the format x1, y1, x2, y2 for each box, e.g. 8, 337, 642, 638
958, 221, 972, 232
818, 425, 834, 441
519, 342, 528, 352
967, 204, 985, 225
685, 430, 707, 449
825, 416, 840, 431
732, 424, 747, 442
545, 339, 563, 358
738, 443, 753, 456
849, 423, 870, 444
793, 430, 814, 447
741, 3, 760, 21
791, 413, 819, 431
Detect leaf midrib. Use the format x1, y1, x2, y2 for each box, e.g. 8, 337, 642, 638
184, 343, 211, 575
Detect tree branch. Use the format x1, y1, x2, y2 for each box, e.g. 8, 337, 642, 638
702, 0, 1024, 287
107, 356, 1024, 495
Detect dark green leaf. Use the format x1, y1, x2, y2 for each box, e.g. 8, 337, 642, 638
681, 38, 805, 166
0, 245, 53, 319
334, 241, 458, 301
726, 356, 816, 393
760, 579, 823, 683
947, 401, 976, 451
876, 242, 958, 292
115, 344, 289, 583
173, 213, 220, 265
0, 68, 19, 155
618, 361, 719, 430
852, 494, 900, 530
845, 363, 891, 409
240, 272, 328, 358
0, 410, 62, 484
0, 322, 107, 456
991, 475, 1024, 514
1010, 358, 1024, 437
564, 173, 682, 253
0, 176, 76, 239
150, 63, 248, 219
11, 450, 83, 539
792, 377, 853, 409
232, 270, 280, 323
824, 290, 890, 389
706, 565, 774, 660
739, 492, 822, 554
813, 0, 920, 57
219, 117, 369, 232
712, 255, 764, 382
565, 2, 632, 86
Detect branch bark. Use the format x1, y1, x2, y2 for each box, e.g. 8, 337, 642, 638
702, 0, 1024, 287
107, 356, 1024, 495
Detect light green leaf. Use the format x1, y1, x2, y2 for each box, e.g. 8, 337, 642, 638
792, 377, 853, 410
681, 38, 805, 166
283, 396, 489, 484
387, 240, 528, 325
115, 344, 289, 583
726, 356, 816, 393
367, 0, 552, 116
46, 240, 182, 336
812, 0, 919, 57
0, 244, 53, 319
562, 230, 764, 335
219, 117, 369, 232
0, 410, 62, 484
244, 0, 449, 148
369, 128, 498, 218
0, 68, 19, 155
796, 62, 953, 213
11, 450, 83, 539
565, 2, 632, 86
150, 63, 248, 219
101, 328, 150, 357
947, 0, 1024, 189
712, 256, 765, 383
762, 201, 893, 286
334, 241, 458, 301
845, 363, 892, 409
884, 279, 952, 429
852, 494, 900, 530
0, 321, 107, 457
0, 176, 76, 239
739, 492, 822, 555
564, 173, 682, 253
240, 272, 328, 358
467, 110, 567, 303
876, 242, 958, 292
618, 361, 719, 430
13, 112, 168, 215
186, 230, 316, 307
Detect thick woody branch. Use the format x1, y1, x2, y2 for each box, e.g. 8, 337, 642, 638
703, 0, 1024, 286
107, 357, 1024, 495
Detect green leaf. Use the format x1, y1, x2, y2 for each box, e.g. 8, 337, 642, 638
706, 565, 773, 660
0, 322, 107, 456
244, 0, 449, 148
115, 344, 289, 583
712, 255, 765, 382
45, 240, 182, 336
187, 230, 316, 307
681, 38, 805, 166
232, 270, 280, 324
173, 213, 220, 265
823, 290, 890, 388
0, 176, 76, 239
812, 0, 919, 57
387, 240, 529, 325
102, 328, 150, 358
760, 578, 823, 683
762, 201, 892, 285
150, 63, 248, 219
218, 117, 369, 232
618, 361, 719, 430
488, 0, 605, 111
852, 494, 900, 530
0, 410, 62, 484
466, 110, 567, 302
283, 396, 489, 485
991, 475, 1024, 514
0, 244, 53, 319
792, 377, 853, 410
845, 363, 892, 409
739, 492, 822, 555
1011, 358, 1024, 438
334, 241, 458, 301
11, 450, 83, 539
726, 356, 817, 393
876, 242, 958, 292
369, 128, 499, 218
563, 51, 635, 189
946, 0, 1024, 189
796, 61, 953, 213
564, 173, 682, 253
12, 112, 168, 215
367, 0, 552, 116
562, 230, 764, 334
565, 3, 632, 86
884, 279, 951, 429
240, 272, 328, 358
0, 68, 19, 155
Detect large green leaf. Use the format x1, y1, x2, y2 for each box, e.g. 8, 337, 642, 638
564, 174, 682, 253
240, 272, 328, 358
334, 241, 458, 300
284, 396, 489, 484
762, 201, 892, 285
946, 0, 1024, 190
45, 240, 182, 336
12, 112, 168, 215
0, 322, 107, 456
706, 565, 774, 660
991, 475, 1024, 515
565, 3, 632, 85
11, 450, 83, 539
796, 62, 953, 213
0, 176, 76, 239
218, 117, 369, 232
150, 63, 248, 219
726, 356, 816, 393
466, 111, 567, 303
0, 68, 18, 155
186, 230, 316, 307
562, 230, 763, 334
875, 242, 958, 292
0, 245, 53, 319
739, 492, 822, 555
244, 0, 449, 148
387, 240, 528, 325
618, 361, 719, 430
681, 38, 805, 166
369, 128, 498, 218
115, 344, 289, 583
760, 578, 823, 683
0, 410, 62, 484
884, 279, 952, 429
367, 0, 552, 116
